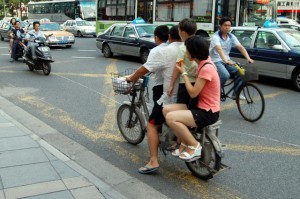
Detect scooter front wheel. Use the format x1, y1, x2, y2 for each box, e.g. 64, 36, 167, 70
185, 136, 221, 180
42, 61, 51, 75
27, 64, 34, 71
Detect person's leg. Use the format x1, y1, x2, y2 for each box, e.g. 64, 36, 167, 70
165, 110, 200, 157
9, 38, 13, 52
31, 44, 37, 60
10, 41, 17, 62
225, 64, 242, 95
214, 61, 230, 88
142, 123, 160, 169
162, 103, 187, 118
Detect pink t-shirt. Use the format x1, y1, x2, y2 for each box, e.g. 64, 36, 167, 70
197, 57, 220, 113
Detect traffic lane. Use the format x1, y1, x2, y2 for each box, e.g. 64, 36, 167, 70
1, 40, 299, 198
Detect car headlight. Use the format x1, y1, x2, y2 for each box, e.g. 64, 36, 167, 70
69, 35, 75, 40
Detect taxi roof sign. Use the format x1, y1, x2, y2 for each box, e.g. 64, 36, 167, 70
263, 19, 278, 28
40, 18, 51, 23
132, 17, 146, 24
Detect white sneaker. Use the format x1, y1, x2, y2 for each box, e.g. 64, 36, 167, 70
232, 94, 246, 100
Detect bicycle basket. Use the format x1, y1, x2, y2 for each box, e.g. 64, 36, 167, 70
240, 65, 259, 82
111, 69, 143, 94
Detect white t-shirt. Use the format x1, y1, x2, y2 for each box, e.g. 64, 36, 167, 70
144, 42, 182, 106
209, 31, 241, 63
25, 30, 45, 46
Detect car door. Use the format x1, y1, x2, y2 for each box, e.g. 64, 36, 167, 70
120, 26, 140, 56
251, 31, 289, 78
107, 25, 125, 54
64, 21, 71, 32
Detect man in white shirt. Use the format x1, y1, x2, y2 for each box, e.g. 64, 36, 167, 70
25, 21, 46, 60
126, 25, 182, 174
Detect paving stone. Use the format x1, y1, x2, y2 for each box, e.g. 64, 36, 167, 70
0, 189, 4, 199
71, 186, 104, 199
0, 126, 27, 138
22, 190, 74, 199
42, 148, 58, 161
0, 148, 49, 168
51, 160, 80, 179
0, 162, 60, 188
63, 176, 92, 189
0, 136, 39, 152
4, 180, 66, 199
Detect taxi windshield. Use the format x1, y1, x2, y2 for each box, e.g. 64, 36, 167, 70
40, 23, 61, 31
277, 29, 300, 48
135, 25, 157, 37
76, 21, 92, 26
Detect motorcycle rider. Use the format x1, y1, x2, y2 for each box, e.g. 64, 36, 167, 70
8, 18, 17, 54
10, 21, 25, 62
25, 21, 46, 61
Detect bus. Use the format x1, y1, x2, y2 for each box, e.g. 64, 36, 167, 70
96, 0, 279, 35
96, 0, 217, 34
28, 0, 96, 24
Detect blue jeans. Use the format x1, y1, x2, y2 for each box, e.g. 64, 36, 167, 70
214, 61, 242, 95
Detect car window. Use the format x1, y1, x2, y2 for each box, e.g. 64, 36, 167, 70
66, 21, 71, 26
123, 27, 136, 38
111, 26, 124, 37
76, 21, 92, 26
277, 29, 300, 48
40, 23, 61, 31
255, 31, 281, 50
231, 30, 255, 48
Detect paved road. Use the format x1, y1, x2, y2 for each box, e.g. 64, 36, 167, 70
0, 38, 299, 199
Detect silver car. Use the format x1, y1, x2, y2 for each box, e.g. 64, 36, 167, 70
62, 19, 96, 37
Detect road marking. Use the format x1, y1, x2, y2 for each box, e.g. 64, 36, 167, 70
227, 144, 300, 155
53, 72, 109, 78
97, 60, 118, 132
221, 90, 287, 111
0, 54, 10, 56
71, 56, 96, 59
78, 50, 97, 52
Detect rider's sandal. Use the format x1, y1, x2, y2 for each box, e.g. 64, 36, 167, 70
171, 143, 187, 157
179, 142, 202, 162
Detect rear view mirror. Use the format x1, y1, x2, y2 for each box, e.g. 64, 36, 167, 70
273, 44, 285, 51
128, 34, 137, 38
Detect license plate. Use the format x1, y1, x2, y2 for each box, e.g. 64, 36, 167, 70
59, 40, 67, 44
38, 47, 50, 52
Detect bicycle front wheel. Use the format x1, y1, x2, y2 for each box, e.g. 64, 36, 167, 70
236, 83, 265, 122
117, 104, 145, 145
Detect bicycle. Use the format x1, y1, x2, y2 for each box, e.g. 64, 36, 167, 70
112, 69, 224, 180
221, 63, 265, 122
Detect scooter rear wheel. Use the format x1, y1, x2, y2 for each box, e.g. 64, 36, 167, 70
42, 62, 51, 75
185, 136, 221, 180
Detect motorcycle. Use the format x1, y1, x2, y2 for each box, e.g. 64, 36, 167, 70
12, 33, 26, 61
23, 33, 54, 76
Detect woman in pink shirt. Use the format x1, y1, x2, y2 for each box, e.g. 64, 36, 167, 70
164, 36, 220, 161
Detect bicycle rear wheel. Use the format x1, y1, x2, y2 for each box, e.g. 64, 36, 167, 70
236, 82, 265, 122
186, 135, 221, 180
117, 104, 145, 145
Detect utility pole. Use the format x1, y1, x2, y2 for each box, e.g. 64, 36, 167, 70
3, 0, 6, 17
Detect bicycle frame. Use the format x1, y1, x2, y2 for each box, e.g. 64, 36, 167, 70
122, 83, 149, 131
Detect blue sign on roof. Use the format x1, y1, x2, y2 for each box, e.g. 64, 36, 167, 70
132, 17, 146, 24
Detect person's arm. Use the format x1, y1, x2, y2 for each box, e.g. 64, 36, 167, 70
236, 44, 254, 63
176, 63, 206, 98
126, 66, 149, 82
167, 64, 180, 96
215, 45, 234, 65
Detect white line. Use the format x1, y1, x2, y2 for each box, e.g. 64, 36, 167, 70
71, 56, 96, 59
53, 73, 121, 105
0, 54, 10, 56
0, 47, 8, 49
78, 50, 97, 52
226, 129, 300, 148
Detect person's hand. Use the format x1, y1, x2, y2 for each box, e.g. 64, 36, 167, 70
226, 60, 235, 65
167, 86, 173, 96
247, 58, 254, 64
175, 59, 185, 74
125, 76, 132, 82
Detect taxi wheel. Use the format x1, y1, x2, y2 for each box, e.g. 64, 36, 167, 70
0, 34, 3, 41
77, 31, 83, 37
140, 49, 149, 64
103, 44, 113, 58
292, 69, 300, 91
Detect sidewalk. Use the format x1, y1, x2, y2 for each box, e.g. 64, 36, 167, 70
0, 95, 168, 199
0, 110, 105, 199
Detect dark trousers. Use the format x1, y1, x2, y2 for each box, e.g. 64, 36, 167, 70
11, 40, 19, 59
